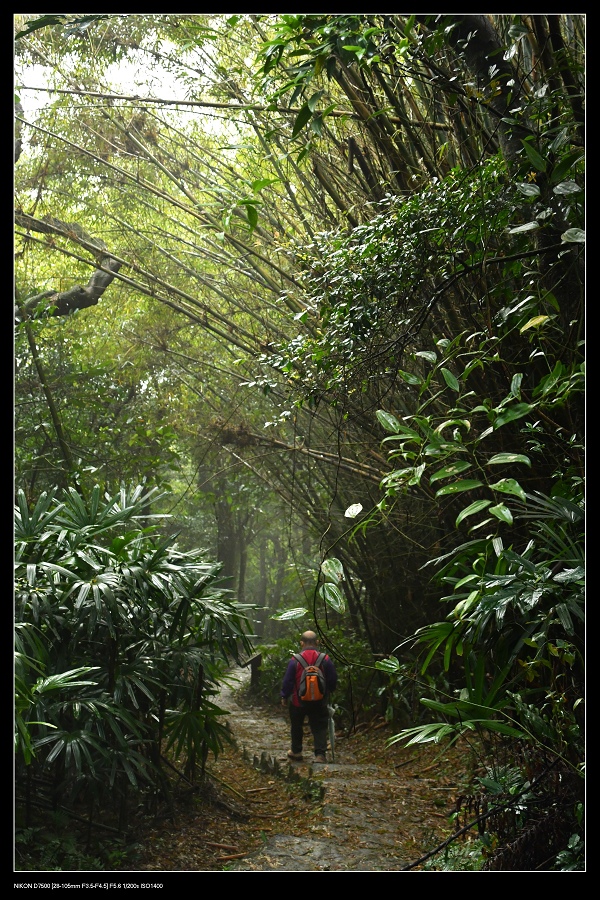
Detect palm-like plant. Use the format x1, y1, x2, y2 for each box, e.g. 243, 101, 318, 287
15, 483, 254, 828
377, 484, 584, 870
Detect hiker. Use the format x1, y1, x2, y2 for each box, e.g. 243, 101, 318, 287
280, 630, 337, 764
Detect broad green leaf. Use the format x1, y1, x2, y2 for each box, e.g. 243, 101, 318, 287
473, 720, 528, 738
508, 222, 540, 234
550, 149, 584, 184
487, 452, 531, 467
408, 463, 426, 486
553, 566, 584, 584
436, 480, 483, 497
415, 350, 437, 363
251, 178, 280, 192
321, 557, 344, 583
520, 139, 546, 172
271, 607, 308, 621
376, 410, 401, 433
542, 291, 560, 312
441, 368, 460, 391
310, 115, 323, 136
489, 478, 527, 501
375, 656, 401, 673
520, 315, 549, 332
510, 373, 523, 397
552, 180, 581, 195
493, 404, 533, 428
382, 426, 422, 443
429, 461, 472, 483
456, 500, 491, 526
318, 582, 346, 613
245, 204, 258, 230
398, 369, 422, 385
435, 419, 470, 434
516, 182, 540, 197
489, 503, 514, 524
554, 603, 574, 634
291, 102, 312, 138
561, 228, 585, 243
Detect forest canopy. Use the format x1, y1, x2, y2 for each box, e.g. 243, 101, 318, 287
14, 14, 584, 872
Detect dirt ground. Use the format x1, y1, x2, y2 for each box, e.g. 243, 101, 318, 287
122, 667, 482, 874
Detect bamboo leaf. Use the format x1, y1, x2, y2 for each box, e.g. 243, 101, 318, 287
456, 500, 491, 526
436, 480, 483, 496
245, 204, 258, 230
493, 405, 534, 429
376, 409, 402, 433
429, 461, 472, 483
520, 315, 549, 332
520, 139, 546, 172
489, 503, 514, 524
490, 478, 527, 501
292, 102, 312, 138
487, 453, 531, 467
441, 368, 460, 391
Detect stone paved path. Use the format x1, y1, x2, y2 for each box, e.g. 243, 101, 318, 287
217, 667, 455, 872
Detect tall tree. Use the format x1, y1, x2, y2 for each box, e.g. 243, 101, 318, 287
15, 14, 584, 650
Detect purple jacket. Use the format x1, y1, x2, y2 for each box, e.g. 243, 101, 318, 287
281, 648, 337, 707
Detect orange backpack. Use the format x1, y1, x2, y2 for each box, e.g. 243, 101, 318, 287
294, 652, 326, 703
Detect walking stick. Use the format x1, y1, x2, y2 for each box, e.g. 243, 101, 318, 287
327, 705, 335, 762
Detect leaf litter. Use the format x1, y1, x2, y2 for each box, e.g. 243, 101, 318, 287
120, 667, 481, 872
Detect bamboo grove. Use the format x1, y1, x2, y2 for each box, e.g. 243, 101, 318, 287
15, 15, 584, 870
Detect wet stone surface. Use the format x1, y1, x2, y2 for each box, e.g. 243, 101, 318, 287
217, 667, 457, 872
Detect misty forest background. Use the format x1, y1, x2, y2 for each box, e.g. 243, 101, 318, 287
14, 14, 584, 872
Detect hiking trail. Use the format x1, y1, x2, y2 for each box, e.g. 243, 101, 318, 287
216, 665, 470, 872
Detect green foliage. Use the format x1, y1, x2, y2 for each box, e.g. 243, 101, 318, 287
245, 628, 387, 725
383, 482, 583, 749
15, 14, 112, 41
553, 829, 585, 871
14, 16, 584, 871
15, 482, 254, 833
422, 838, 486, 872
14, 820, 133, 871
14, 313, 183, 497
269, 158, 517, 393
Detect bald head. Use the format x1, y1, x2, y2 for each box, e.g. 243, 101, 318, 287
301, 631, 318, 647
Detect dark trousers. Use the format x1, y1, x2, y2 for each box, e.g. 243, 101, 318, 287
288, 700, 329, 756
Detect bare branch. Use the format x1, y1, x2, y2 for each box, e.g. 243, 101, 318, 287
15, 213, 121, 317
